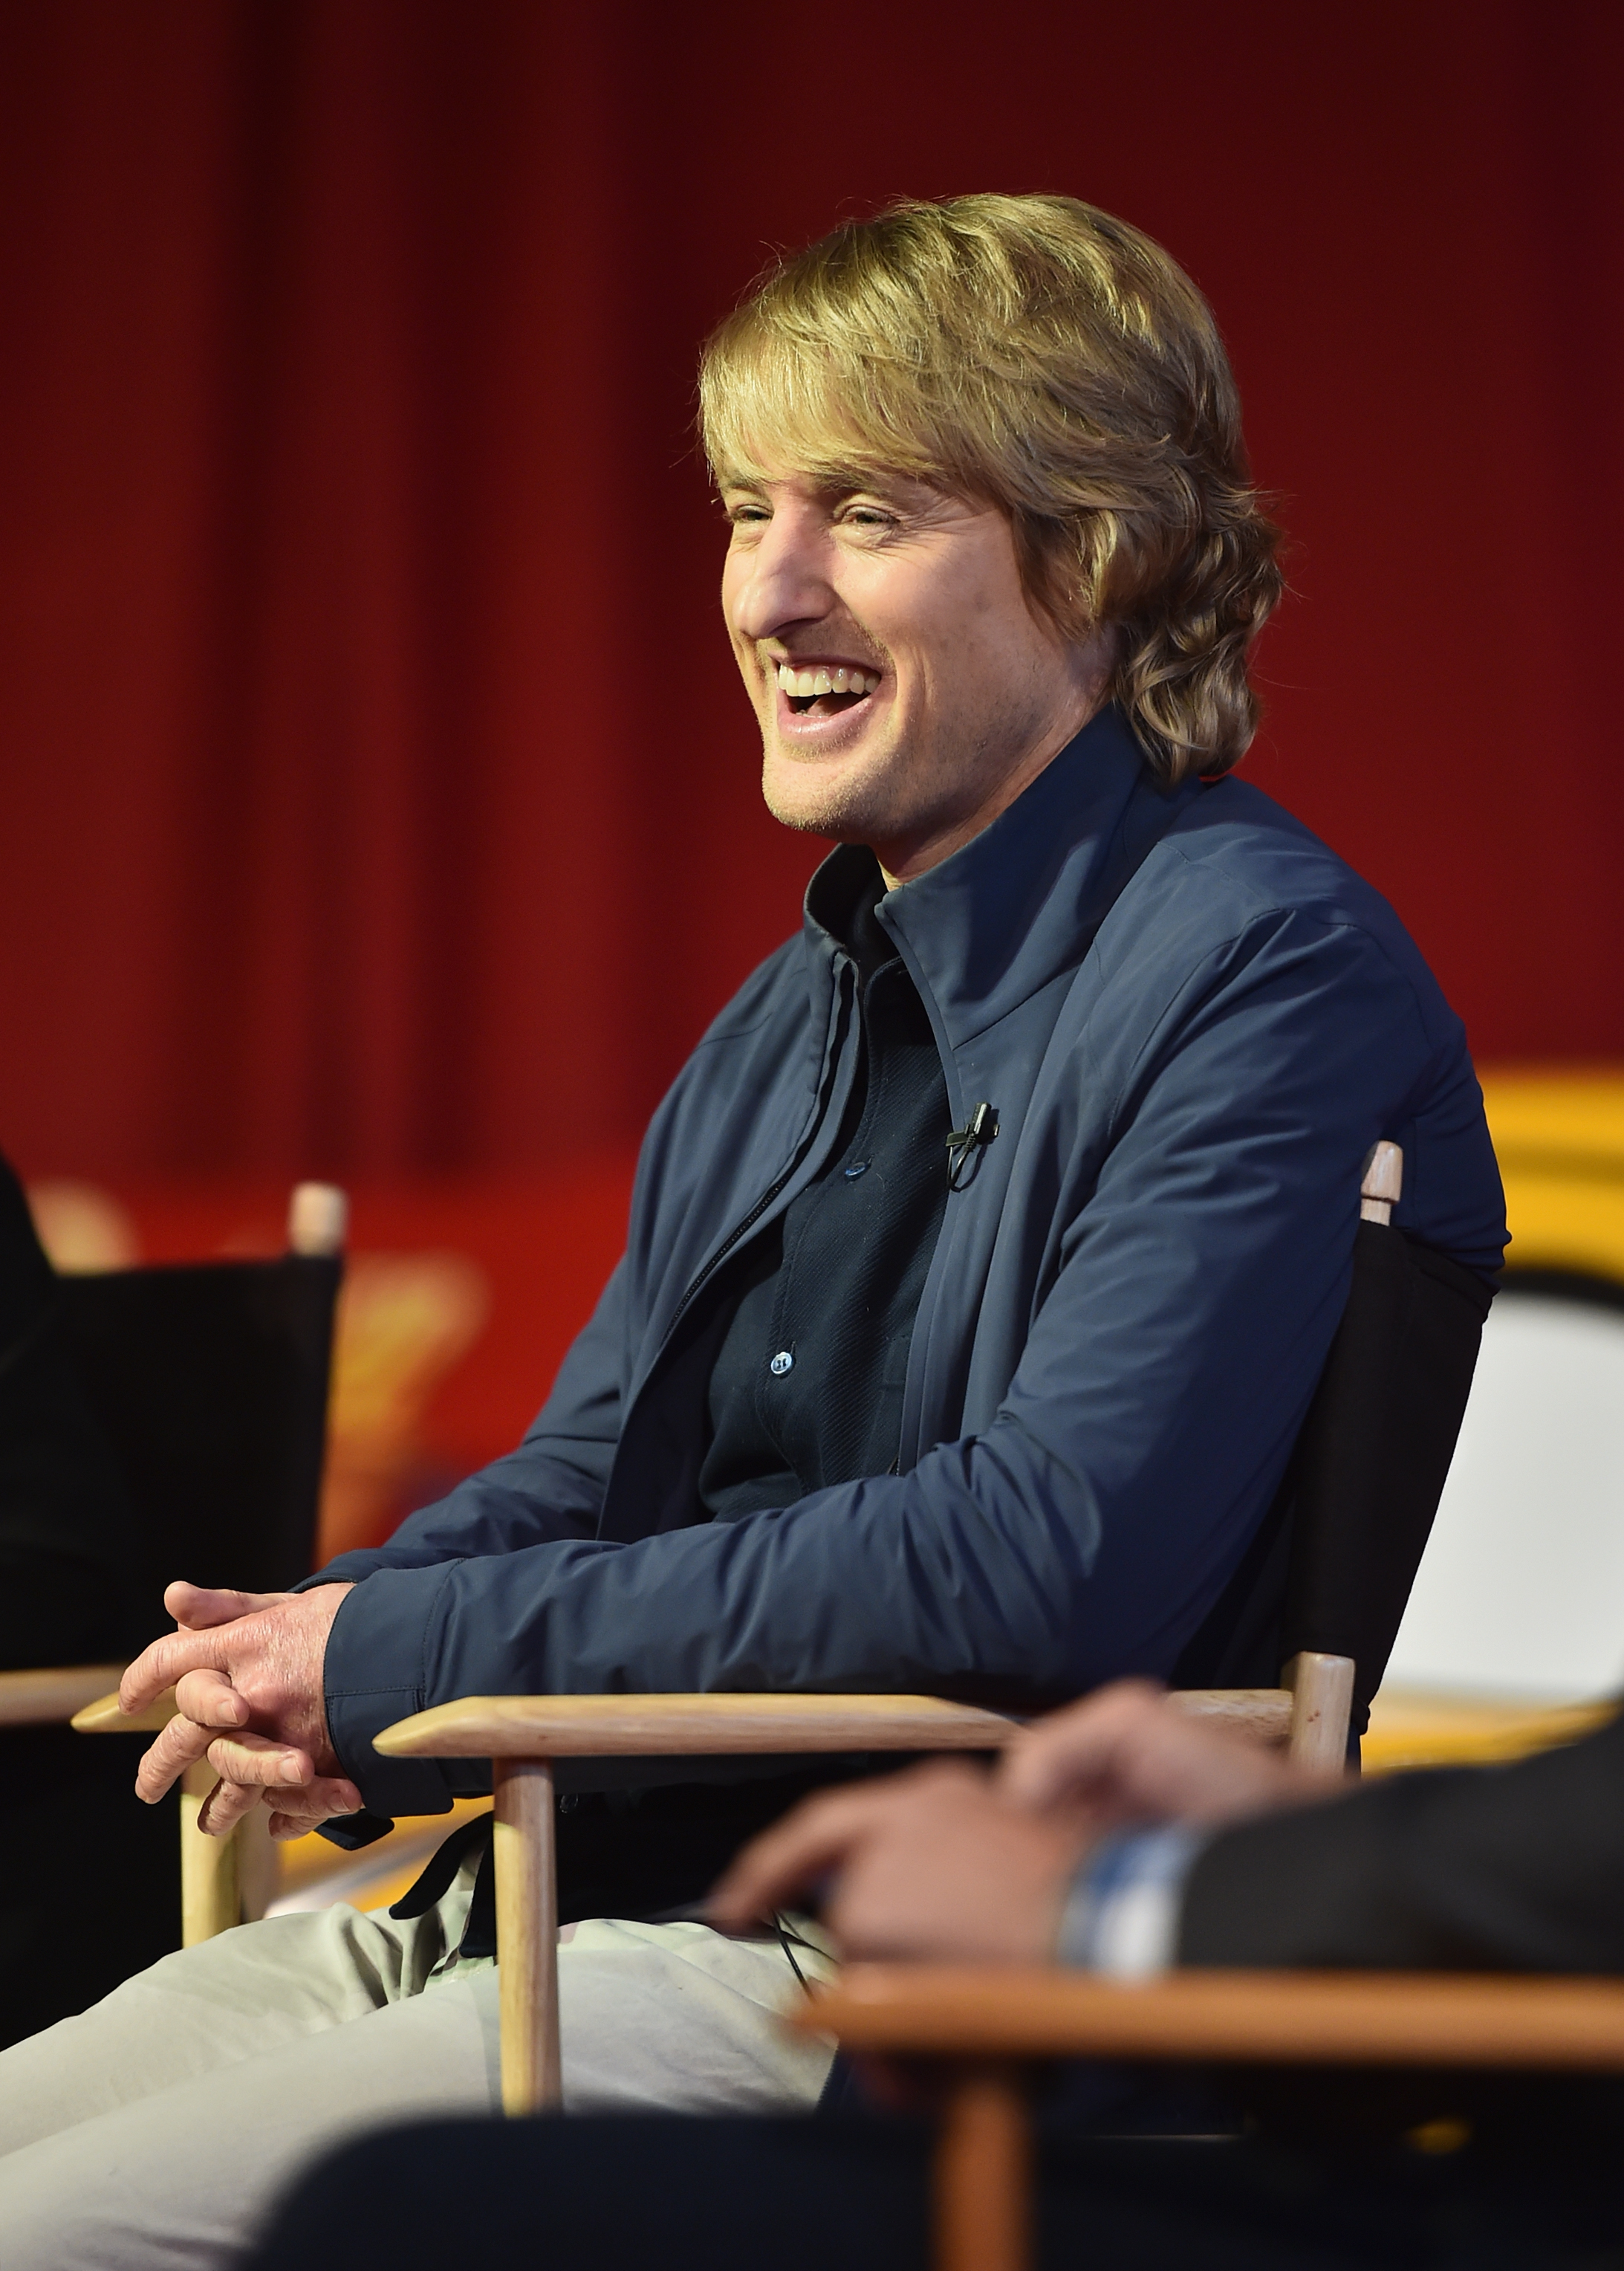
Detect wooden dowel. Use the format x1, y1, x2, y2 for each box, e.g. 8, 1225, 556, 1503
799, 1965, 1624, 2070
288, 1182, 348, 1256
180, 1763, 241, 1946
377, 1691, 1016, 1759
1360, 1140, 1403, 1223
493, 1757, 559, 2113
1284, 1650, 1356, 1772
0, 1664, 129, 1729
377, 1688, 1293, 1763
237, 1805, 279, 1923
935, 2062, 1030, 2271
73, 1684, 178, 1734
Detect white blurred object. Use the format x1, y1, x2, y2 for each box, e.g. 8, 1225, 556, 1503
25, 1179, 139, 1272
287, 1182, 348, 1257
1385, 1287, 1624, 1702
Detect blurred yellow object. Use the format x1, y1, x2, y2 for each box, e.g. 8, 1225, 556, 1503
270, 1795, 495, 1917
25, 1179, 138, 1271
1364, 1688, 1617, 1775
318, 1251, 491, 1561
1481, 1068, 1624, 1282
1406, 2116, 1473, 2156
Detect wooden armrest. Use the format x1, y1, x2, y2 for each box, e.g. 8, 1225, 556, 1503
375, 1693, 1020, 1757
376, 1688, 1296, 1761
71, 1685, 178, 1734
794, 1965, 1624, 2071
1169, 1688, 1292, 1741
0, 1665, 130, 1729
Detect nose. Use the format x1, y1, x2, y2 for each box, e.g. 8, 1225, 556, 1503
727, 505, 835, 644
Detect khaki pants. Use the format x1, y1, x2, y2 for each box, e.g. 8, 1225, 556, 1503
0, 1867, 834, 2271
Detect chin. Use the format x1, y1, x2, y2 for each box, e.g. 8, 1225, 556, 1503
762, 770, 873, 846
761, 739, 903, 846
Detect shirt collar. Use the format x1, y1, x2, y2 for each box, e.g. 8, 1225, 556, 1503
803, 706, 1196, 1049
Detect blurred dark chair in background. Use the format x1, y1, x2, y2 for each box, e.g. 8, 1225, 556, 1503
0, 1167, 344, 2042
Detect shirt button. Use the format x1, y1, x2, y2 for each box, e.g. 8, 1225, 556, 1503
843, 1160, 870, 1179
769, 1350, 794, 1377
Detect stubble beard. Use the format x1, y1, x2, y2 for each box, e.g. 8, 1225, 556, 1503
759, 739, 920, 846
758, 697, 1031, 857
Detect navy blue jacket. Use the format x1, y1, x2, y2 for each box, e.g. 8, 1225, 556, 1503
310, 710, 1506, 1816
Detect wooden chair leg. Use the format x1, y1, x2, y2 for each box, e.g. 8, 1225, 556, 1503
180, 1761, 241, 1944
1283, 1650, 1356, 1771
493, 1756, 560, 2113
935, 2062, 1031, 2271
238, 1806, 279, 1922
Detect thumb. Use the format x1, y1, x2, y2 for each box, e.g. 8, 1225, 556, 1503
165, 1581, 293, 1631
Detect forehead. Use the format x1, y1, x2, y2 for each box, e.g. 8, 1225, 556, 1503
708, 375, 938, 498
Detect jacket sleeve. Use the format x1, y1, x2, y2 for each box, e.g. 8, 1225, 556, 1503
1178, 1710, 1624, 1973
319, 911, 1498, 1815
304, 1257, 633, 1587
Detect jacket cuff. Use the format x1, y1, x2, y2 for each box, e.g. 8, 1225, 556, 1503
321, 1567, 459, 1818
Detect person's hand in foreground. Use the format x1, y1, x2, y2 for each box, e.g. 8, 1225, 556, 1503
996, 1677, 1342, 1829
712, 1759, 1094, 1962
119, 1579, 360, 1839
709, 1682, 1343, 1963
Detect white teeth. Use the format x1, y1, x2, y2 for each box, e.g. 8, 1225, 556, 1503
774, 664, 879, 698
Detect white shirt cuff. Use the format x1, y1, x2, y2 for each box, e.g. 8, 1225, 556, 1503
1056, 1825, 1207, 1978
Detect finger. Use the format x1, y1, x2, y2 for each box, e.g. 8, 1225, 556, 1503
997, 1681, 1166, 1810
267, 1810, 333, 1841
709, 1784, 904, 1928
165, 1581, 292, 1632
133, 1713, 216, 1804
120, 1625, 234, 1716
172, 1668, 251, 1730
195, 1777, 264, 1836
266, 1780, 365, 1839
204, 1731, 318, 1789
199, 1770, 358, 1838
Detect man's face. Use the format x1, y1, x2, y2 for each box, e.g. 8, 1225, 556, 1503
721, 460, 1111, 881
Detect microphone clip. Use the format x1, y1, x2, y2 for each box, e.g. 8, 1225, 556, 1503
946, 1101, 999, 1190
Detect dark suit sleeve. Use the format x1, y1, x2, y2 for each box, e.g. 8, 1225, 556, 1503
1178, 1708, 1624, 1974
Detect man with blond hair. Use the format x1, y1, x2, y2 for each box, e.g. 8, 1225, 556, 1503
0, 195, 1503, 2268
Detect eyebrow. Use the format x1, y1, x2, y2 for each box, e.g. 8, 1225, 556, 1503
715, 467, 906, 502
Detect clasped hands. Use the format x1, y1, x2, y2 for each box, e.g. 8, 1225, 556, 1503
709, 1680, 1343, 1966
120, 1579, 360, 1839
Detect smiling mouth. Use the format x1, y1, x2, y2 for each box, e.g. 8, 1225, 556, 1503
775, 661, 882, 721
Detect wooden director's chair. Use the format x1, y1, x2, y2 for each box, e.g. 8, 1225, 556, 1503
361, 1141, 1493, 2115
19, 1183, 347, 1944
373, 1671, 1352, 2112
791, 1960, 1624, 2271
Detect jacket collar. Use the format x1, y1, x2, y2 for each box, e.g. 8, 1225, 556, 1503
803, 705, 1198, 1050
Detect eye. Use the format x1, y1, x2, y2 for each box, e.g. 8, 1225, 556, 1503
840, 501, 899, 532
724, 496, 771, 526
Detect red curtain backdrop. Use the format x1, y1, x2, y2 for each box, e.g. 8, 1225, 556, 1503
2, 0, 1621, 1185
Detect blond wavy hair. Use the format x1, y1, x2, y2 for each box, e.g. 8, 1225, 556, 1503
700, 194, 1283, 784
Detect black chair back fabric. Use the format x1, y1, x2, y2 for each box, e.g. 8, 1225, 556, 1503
1280, 1228, 1490, 1717
1173, 1225, 1492, 1743
56, 1254, 342, 1633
